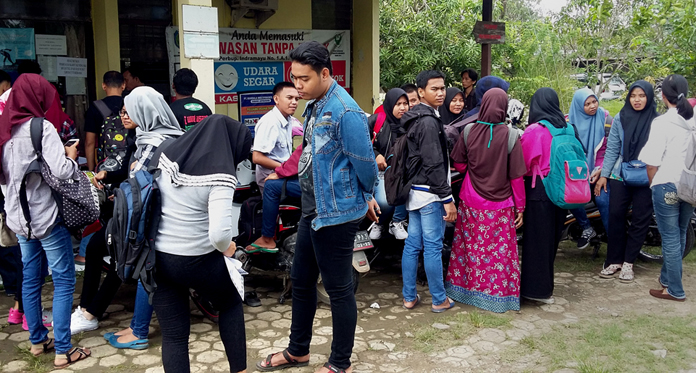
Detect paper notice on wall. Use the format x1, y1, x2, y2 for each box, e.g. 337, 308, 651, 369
37, 55, 58, 82
35, 35, 67, 55
65, 77, 86, 95
56, 57, 87, 77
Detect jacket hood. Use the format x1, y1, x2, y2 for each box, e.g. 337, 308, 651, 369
401, 103, 439, 131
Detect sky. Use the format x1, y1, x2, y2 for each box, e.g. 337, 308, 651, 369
538, 0, 569, 14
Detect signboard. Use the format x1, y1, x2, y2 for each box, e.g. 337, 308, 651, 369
56, 57, 87, 77
473, 21, 506, 44
0, 28, 35, 69
239, 92, 275, 136
215, 61, 284, 94
166, 27, 351, 102
37, 55, 58, 82
35, 34, 67, 55
182, 5, 219, 59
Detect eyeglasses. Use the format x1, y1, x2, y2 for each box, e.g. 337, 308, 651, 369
119, 110, 129, 118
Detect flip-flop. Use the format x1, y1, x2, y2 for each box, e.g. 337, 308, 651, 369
256, 349, 309, 371
403, 294, 421, 310
53, 347, 90, 369
245, 243, 279, 254
431, 299, 455, 313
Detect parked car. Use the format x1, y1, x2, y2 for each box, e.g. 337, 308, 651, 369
571, 73, 626, 100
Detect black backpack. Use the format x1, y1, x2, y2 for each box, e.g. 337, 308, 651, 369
94, 100, 128, 166
384, 114, 421, 206
234, 196, 264, 248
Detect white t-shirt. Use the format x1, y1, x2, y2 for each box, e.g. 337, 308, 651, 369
639, 108, 696, 187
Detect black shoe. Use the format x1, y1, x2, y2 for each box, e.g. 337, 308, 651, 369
244, 291, 262, 307
577, 227, 597, 250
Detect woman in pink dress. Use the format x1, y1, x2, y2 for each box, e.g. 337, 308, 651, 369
444, 88, 527, 313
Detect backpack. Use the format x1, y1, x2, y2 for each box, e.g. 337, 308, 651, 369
677, 126, 696, 206
384, 115, 420, 206
461, 122, 519, 154
372, 111, 387, 143
94, 100, 128, 166
105, 141, 170, 299
20, 118, 100, 238
234, 195, 264, 248
534, 120, 591, 209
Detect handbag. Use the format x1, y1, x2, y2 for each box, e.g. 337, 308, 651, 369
620, 160, 650, 187
0, 211, 18, 247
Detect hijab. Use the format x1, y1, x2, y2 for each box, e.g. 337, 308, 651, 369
568, 88, 606, 170
157, 114, 252, 188
529, 87, 567, 129
620, 80, 658, 161
462, 76, 510, 119
0, 74, 56, 173
451, 88, 527, 202
124, 86, 183, 152
383, 88, 408, 126
438, 87, 464, 125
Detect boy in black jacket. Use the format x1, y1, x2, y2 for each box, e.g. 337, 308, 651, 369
400, 70, 457, 312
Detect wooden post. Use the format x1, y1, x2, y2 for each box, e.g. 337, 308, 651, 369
481, 0, 493, 77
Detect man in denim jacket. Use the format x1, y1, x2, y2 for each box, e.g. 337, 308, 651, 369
256, 41, 379, 373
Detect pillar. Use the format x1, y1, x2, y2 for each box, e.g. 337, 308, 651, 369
352, 0, 380, 113
481, 0, 493, 77
91, 0, 120, 99
174, 0, 216, 110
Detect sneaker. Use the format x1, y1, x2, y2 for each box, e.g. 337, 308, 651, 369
618, 262, 634, 283
576, 227, 596, 250
70, 307, 98, 335
368, 222, 383, 240
8, 308, 23, 325
389, 221, 409, 240
599, 264, 622, 278
22, 309, 53, 331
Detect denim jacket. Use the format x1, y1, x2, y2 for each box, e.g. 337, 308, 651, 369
302, 81, 378, 230
600, 112, 625, 180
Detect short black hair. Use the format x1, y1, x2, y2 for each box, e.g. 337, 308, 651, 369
172, 68, 198, 96
17, 60, 42, 75
0, 70, 10, 85
273, 81, 297, 96
460, 68, 478, 83
103, 71, 124, 88
124, 64, 144, 82
400, 83, 418, 94
415, 70, 445, 89
288, 41, 332, 76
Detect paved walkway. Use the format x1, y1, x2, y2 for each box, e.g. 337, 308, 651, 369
0, 243, 694, 372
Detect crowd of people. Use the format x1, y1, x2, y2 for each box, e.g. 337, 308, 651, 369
0, 39, 694, 373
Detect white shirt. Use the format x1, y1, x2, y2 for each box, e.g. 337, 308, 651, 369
253, 106, 298, 163
639, 108, 696, 187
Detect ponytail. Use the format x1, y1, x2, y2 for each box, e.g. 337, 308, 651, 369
663, 74, 694, 120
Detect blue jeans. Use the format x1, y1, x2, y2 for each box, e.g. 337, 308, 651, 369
652, 183, 694, 299
130, 281, 154, 339
402, 202, 447, 305
262, 178, 302, 238
17, 223, 75, 354
374, 172, 407, 223
570, 184, 610, 232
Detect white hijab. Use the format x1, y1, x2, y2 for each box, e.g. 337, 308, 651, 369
124, 87, 183, 154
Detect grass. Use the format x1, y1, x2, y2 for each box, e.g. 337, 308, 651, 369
601, 99, 624, 117
411, 310, 512, 353
504, 314, 696, 373
17, 345, 52, 373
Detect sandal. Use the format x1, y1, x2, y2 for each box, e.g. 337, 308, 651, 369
323, 362, 351, 373
245, 243, 279, 254
30, 338, 54, 356
256, 349, 309, 371
403, 294, 421, 310
599, 264, 622, 278
53, 347, 91, 369
618, 262, 634, 283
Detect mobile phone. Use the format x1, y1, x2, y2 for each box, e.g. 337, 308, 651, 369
64, 139, 79, 147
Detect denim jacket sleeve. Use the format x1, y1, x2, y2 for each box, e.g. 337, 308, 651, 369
339, 109, 378, 196
601, 113, 622, 179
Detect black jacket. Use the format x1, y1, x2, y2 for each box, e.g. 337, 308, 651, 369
401, 104, 452, 199
368, 113, 405, 158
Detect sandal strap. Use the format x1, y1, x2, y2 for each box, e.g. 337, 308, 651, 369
66, 347, 89, 363
43, 338, 53, 352
323, 362, 346, 373
282, 349, 298, 364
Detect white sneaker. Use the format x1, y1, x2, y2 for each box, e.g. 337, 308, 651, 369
368, 222, 383, 240
389, 221, 409, 240
70, 306, 98, 335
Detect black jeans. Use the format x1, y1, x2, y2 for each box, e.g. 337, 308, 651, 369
152, 250, 246, 373
0, 244, 23, 310
80, 225, 123, 318
288, 216, 360, 370
606, 180, 653, 266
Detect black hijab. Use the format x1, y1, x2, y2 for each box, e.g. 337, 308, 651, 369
529, 88, 567, 129
157, 114, 252, 188
438, 87, 464, 125
383, 88, 408, 126
620, 80, 658, 161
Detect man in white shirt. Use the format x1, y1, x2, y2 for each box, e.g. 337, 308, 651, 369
252, 82, 302, 192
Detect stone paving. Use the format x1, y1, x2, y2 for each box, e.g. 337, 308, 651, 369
0, 245, 694, 372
